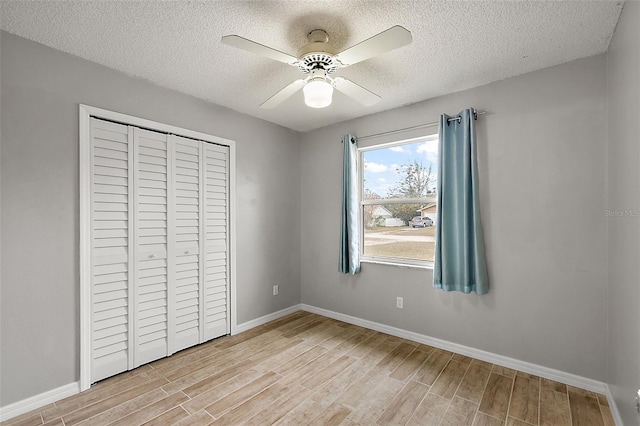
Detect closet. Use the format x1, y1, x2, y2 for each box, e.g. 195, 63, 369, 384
88, 117, 230, 383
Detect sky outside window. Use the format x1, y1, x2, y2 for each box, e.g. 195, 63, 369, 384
363, 135, 438, 198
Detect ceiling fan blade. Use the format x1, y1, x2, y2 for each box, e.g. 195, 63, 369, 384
333, 77, 381, 106
260, 79, 306, 109
221, 35, 299, 65
336, 26, 412, 66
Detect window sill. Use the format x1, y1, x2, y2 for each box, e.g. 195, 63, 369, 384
360, 257, 434, 271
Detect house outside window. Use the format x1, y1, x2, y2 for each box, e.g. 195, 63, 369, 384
360, 134, 438, 268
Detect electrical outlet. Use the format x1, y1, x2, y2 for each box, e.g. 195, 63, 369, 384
396, 296, 404, 309
273, 285, 279, 296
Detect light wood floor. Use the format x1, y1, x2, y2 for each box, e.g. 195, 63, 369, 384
3, 311, 615, 426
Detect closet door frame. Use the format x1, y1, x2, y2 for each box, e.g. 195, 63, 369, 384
79, 104, 236, 391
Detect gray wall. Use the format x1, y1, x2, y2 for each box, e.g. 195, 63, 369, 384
0, 32, 301, 406
606, 1, 640, 424
300, 55, 608, 382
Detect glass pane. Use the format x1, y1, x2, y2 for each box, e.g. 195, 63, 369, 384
363, 203, 436, 262
363, 135, 438, 201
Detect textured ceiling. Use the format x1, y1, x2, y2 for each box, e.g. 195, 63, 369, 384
0, 0, 623, 132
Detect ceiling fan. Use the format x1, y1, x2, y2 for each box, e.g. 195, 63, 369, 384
221, 26, 412, 109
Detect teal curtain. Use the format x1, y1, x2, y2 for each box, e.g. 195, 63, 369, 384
434, 109, 488, 294
339, 134, 360, 274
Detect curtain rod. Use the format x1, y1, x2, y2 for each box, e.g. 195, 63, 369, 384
350, 109, 487, 142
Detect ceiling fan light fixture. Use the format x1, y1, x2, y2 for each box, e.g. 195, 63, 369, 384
222, 25, 412, 109
303, 78, 333, 108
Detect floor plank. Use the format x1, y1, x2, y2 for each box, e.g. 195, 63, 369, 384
440, 396, 479, 426
310, 361, 369, 407
375, 380, 429, 425
108, 391, 189, 426
375, 341, 418, 374
40, 419, 63, 426
172, 358, 256, 397
474, 412, 505, 425
406, 393, 449, 426
430, 360, 469, 399
508, 375, 540, 424
181, 368, 262, 414
272, 345, 327, 377
539, 385, 572, 426
600, 404, 616, 426
203, 371, 281, 418
274, 398, 325, 425
346, 333, 388, 359
346, 376, 405, 424
339, 372, 389, 410
41, 373, 151, 422
479, 372, 514, 421
568, 390, 604, 426
77, 387, 168, 425
301, 355, 356, 389
413, 349, 453, 386
141, 406, 189, 425
210, 383, 289, 425
62, 377, 169, 425
244, 385, 314, 425
390, 346, 433, 382
506, 416, 534, 426
308, 402, 351, 426
172, 409, 213, 426
457, 361, 492, 402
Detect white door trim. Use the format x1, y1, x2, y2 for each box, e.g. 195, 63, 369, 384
79, 104, 236, 391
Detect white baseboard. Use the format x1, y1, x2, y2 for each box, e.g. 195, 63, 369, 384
0, 381, 80, 422
604, 384, 625, 426
301, 304, 608, 394
234, 304, 302, 334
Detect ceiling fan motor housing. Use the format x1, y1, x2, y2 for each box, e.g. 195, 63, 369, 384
297, 29, 339, 74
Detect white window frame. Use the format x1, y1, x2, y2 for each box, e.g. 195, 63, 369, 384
79, 104, 237, 391
358, 134, 438, 269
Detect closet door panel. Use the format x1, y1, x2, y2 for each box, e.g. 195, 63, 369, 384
203, 144, 230, 340
171, 135, 201, 352
133, 128, 169, 367
88, 116, 231, 384
90, 118, 132, 382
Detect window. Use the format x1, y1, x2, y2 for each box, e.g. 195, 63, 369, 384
359, 134, 438, 267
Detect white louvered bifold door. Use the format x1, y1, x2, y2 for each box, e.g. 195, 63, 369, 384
133, 128, 170, 367
170, 135, 201, 353
89, 118, 230, 383
203, 143, 230, 340
90, 118, 133, 382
